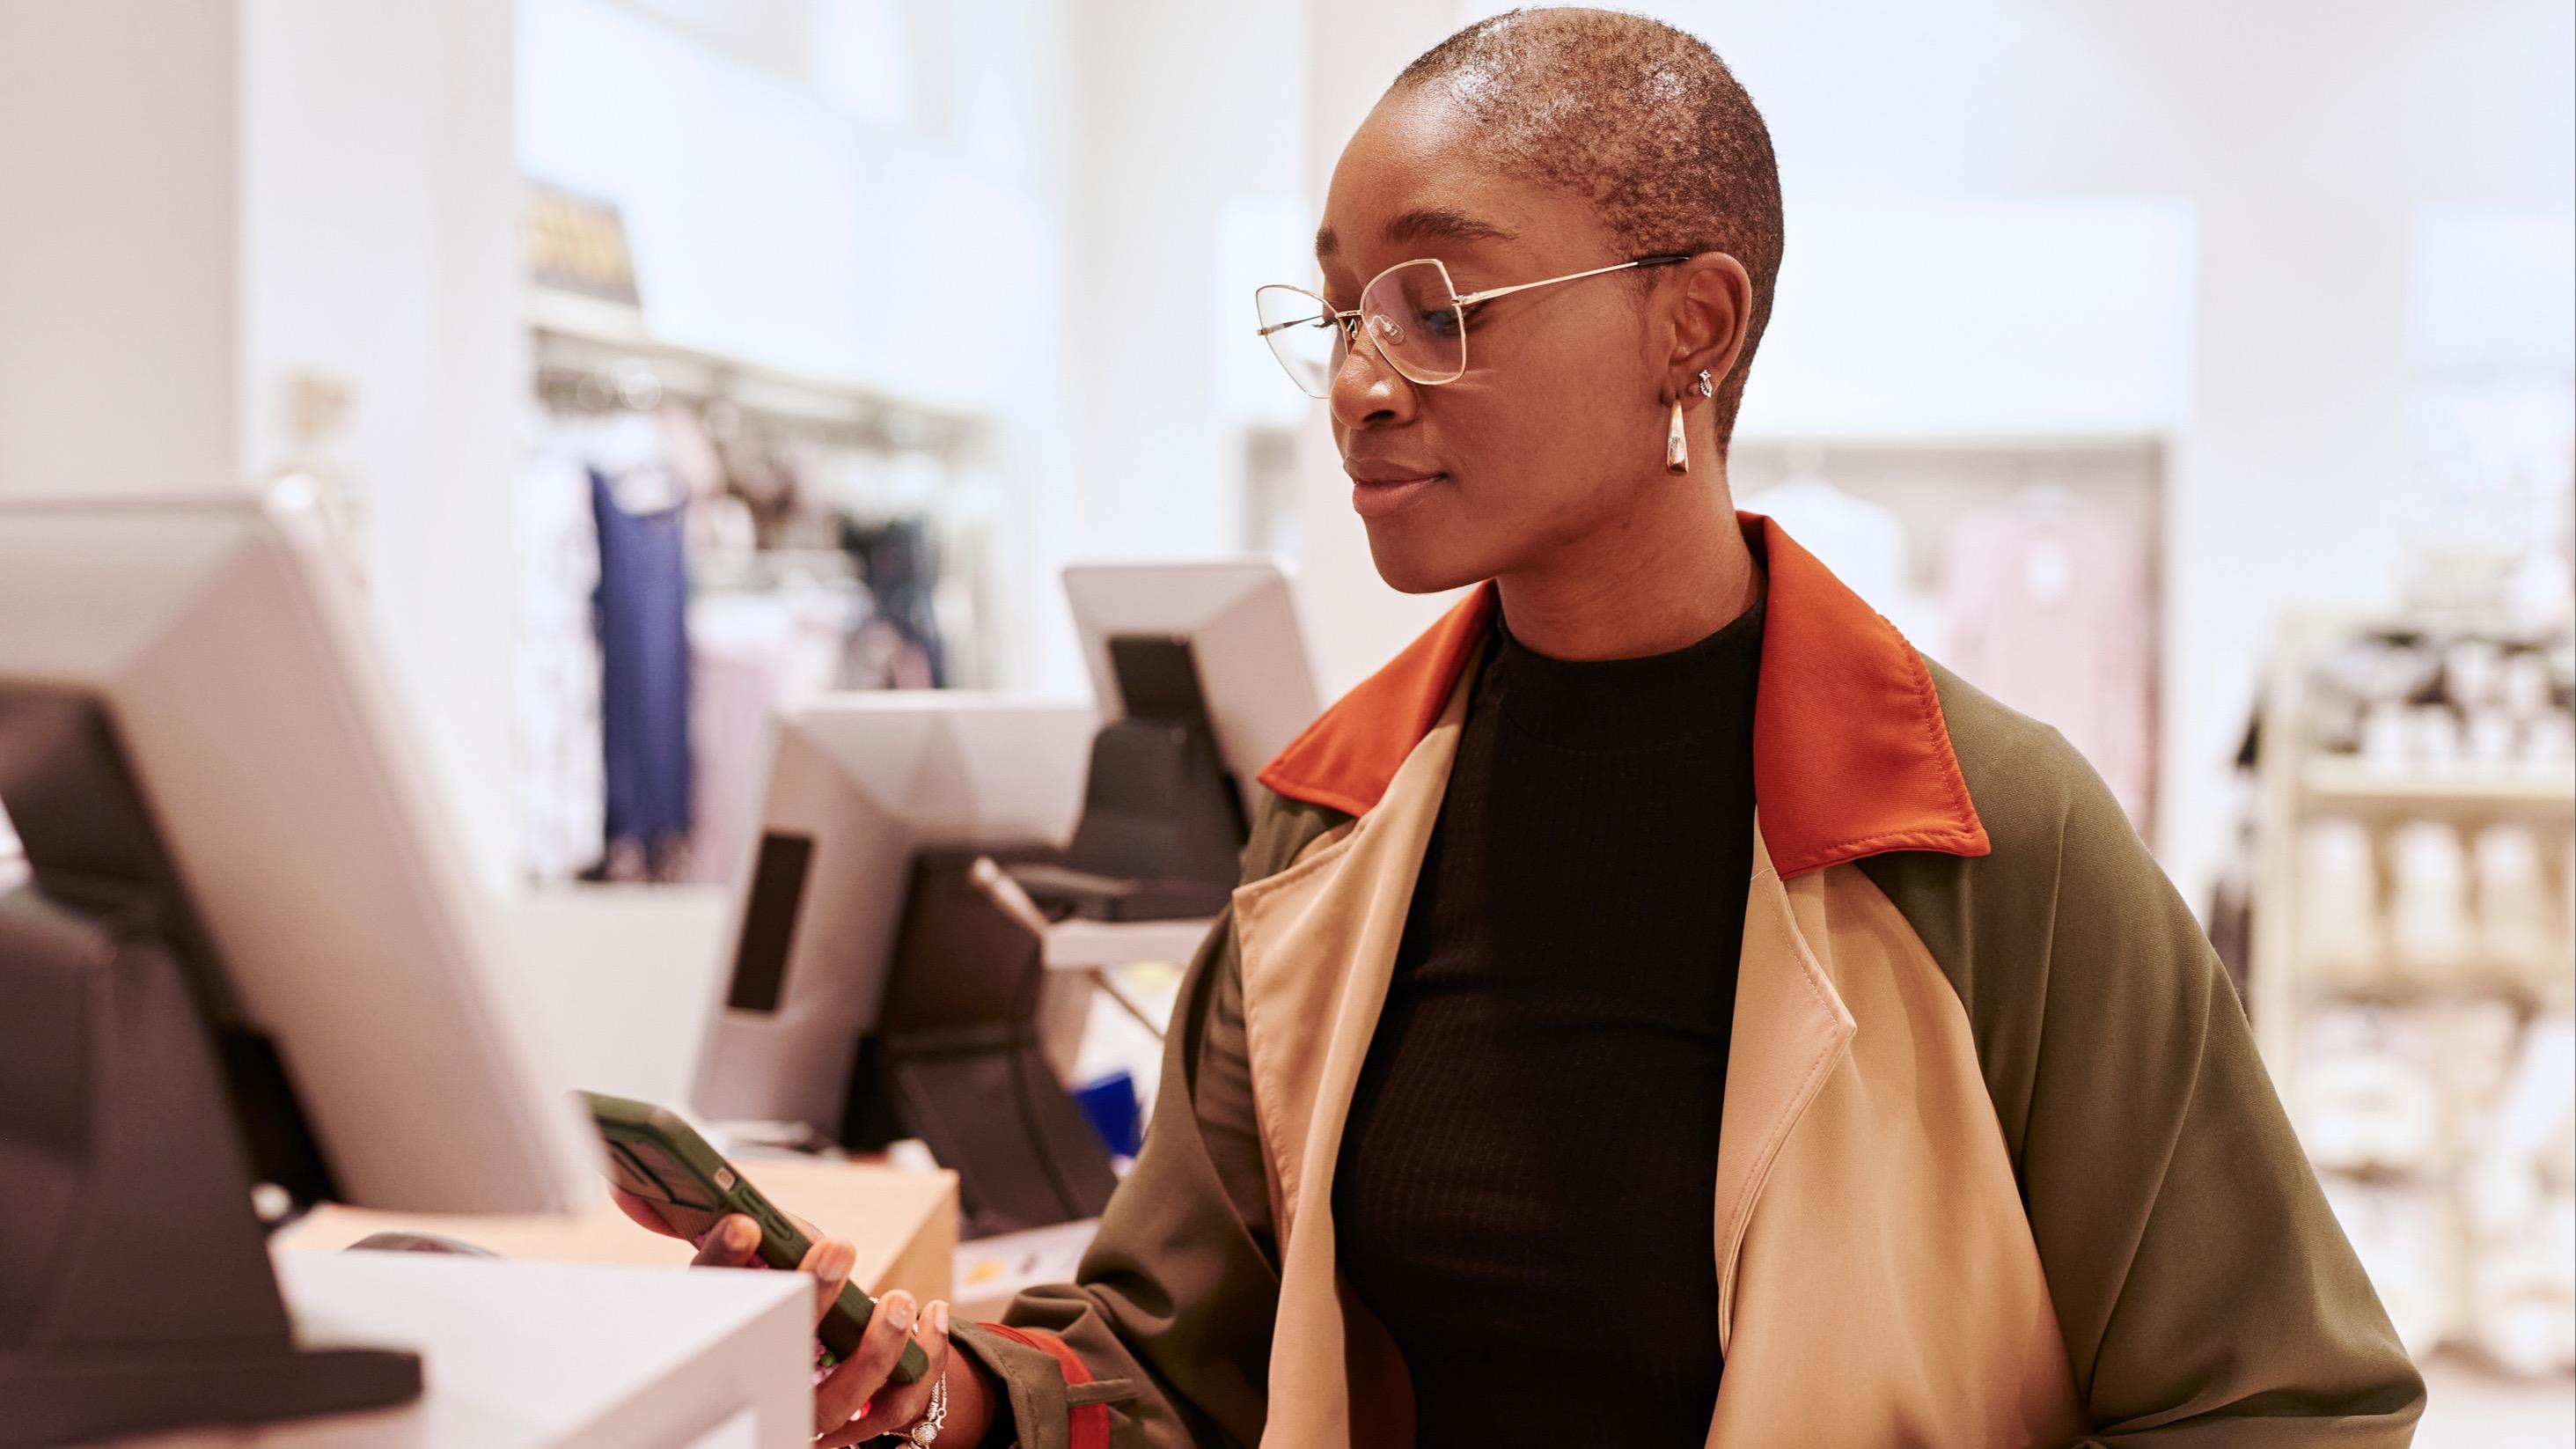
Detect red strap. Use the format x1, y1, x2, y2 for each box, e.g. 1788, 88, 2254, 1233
974, 1324, 1111, 1449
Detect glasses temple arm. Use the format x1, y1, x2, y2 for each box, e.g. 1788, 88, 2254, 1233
1450, 254, 1692, 307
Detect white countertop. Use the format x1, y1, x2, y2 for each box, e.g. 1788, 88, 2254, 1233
85, 1250, 811, 1449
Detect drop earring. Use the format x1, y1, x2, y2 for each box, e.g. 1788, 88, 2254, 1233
1664, 370, 1714, 475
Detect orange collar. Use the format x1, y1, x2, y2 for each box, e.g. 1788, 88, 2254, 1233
1255, 513, 1990, 878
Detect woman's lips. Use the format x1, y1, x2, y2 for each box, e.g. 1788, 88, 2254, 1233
1350, 473, 1446, 519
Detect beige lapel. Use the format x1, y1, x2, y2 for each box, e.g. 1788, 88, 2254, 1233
1714, 819, 1858, 1356
1231, 673, 1470, 1449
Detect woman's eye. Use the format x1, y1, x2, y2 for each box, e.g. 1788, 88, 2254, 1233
1421, 305, 1480, 341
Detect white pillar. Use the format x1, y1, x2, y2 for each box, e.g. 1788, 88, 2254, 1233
0, 0, 245, 497
0, 0, 525, 883
1062, 0, 1306, 568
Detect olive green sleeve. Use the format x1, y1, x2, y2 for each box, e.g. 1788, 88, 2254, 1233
951, 795, 1343, 1448
1863, 666, 2426, 1446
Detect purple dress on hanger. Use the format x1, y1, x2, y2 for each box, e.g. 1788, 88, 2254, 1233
590, 467, 693, 859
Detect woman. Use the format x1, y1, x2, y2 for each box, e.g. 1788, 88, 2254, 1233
640, 11, 2423, 1446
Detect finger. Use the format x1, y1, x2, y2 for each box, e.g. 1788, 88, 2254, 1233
812, 1289, 918, 1433
825, 1303, 951, 1446
688, 1214, 763, 1269
844, 1303, 947, 1437
799, 1238, 858, 1332
609, 1185, 684, 1238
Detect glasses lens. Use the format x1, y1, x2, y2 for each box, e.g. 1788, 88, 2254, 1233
1255, 285, 1342, 399
1359, 260, 1464, 386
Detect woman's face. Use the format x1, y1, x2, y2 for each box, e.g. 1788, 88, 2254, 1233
1317, 90, 1673, 594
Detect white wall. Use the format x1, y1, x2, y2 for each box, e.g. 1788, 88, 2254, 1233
0, 0, 525, 884
1743, 193, 2198, 442
242, 0, 525, 884
0, 1, 243, 498
1060, 0, 1309, 567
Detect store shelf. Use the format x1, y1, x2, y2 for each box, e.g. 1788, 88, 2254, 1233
2300, 759, 2576, 811
2254, 615, 2576, 1377
2315, 1163, 2444, 1188
2304, 971, 2558, 1005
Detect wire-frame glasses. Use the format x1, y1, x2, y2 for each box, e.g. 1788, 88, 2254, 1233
1254, 253, 1689, 399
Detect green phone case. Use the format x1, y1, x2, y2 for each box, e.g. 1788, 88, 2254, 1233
579, 1091, 930, 1382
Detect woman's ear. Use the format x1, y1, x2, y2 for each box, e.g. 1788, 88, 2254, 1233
1663, 252, 1752, 403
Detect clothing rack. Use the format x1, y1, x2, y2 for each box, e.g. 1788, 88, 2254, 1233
527, 289, 984, 459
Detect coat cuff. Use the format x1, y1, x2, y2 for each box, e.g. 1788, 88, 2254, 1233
950, 1322, 1115, 1449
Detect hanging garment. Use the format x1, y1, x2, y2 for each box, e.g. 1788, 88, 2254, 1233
1738, 476, 1945, 655
684, 639, 780, 886
684, 591, 804, 886
841, 516, 946, 688
591, 466, 694, 874
1939, 491, 2154, 829
514, 419, 605, 884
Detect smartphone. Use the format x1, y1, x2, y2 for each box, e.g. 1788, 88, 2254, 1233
580, 1091, 929, 1381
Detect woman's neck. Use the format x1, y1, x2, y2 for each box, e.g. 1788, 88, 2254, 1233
1493, 473, 1762, 662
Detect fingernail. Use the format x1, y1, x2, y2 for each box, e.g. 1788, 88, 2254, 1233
884, 1291, 914, 1331
930, 1301, 950, 1335
728, 1217, 759, 1250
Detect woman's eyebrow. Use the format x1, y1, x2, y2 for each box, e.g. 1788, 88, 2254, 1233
1386, 208, 1517, 246
1315, 208, 1518, 261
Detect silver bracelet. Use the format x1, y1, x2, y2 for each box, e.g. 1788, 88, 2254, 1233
904, 1368, 948, 1446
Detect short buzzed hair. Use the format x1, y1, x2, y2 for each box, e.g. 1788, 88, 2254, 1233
1392, 8, 1783, 450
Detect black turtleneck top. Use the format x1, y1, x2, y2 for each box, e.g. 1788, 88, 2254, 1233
1332, 599, 1765, 1447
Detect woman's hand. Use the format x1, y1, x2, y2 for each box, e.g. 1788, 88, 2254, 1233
608, 1186, 999, 1445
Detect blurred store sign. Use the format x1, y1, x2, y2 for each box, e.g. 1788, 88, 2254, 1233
525, 182, 642, 308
